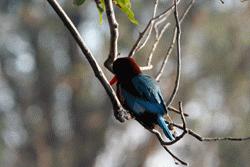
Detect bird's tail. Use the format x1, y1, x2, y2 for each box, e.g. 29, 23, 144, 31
157, 115, 175, 141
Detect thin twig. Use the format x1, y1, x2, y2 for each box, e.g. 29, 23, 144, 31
142, 23, 171, 69
154, 16, 168, 39
46, 0, 128, 122
155, 28, 177, 81
139, 0, 159, 52
104, 0, 119, 72
128, 0, 159, 58
163, 146, 188, 166
168, 106, 189, 117
155, 0, 195, 81
178, 101, 187, 130
172, 123, 250, 142
128, 0, 181, 57
139, 16, 169, 73
165, 0, 181, 107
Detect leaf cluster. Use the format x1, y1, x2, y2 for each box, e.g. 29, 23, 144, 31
74, 0, 138, 24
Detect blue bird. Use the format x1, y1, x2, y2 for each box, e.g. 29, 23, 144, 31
110, 57, 175, 141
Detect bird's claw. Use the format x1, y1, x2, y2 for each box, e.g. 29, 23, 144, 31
168, 123, 174, 130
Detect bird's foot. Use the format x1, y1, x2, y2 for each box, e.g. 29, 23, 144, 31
168, 123, 177, 138
168, 123, 174, 130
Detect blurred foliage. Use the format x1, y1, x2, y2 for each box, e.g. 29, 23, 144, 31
0, 0, 249, 167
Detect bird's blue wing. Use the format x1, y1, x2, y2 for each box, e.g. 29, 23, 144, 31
132, 74, 162, 104
121, 88, 164, 115
121, 74, 166, 115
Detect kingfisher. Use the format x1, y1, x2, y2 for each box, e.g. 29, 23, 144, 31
110, 57, 175, 141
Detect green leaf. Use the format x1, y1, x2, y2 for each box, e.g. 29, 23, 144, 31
114, 0, 138, 24
74, 0, 86, 6
96, 0, 105, 24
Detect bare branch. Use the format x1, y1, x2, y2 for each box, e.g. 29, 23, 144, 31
104, 0, 119, 72
150, 128, 187, 165
128, 0, 159, 58
141, 23, 171, 69
161, 101, 249, 164
128, 0, 180, 57
163, 146, 188, 166
155, 29, 177, 81
172, 123, 250, 142
168, 106, 189, 117
201, 136, 250, 141
178, 101, 187, 130
154, 16, 168, 39
165, 0, 182, 107
188, 129, 250, 142
46, 0, 128, 122
155, 0, 195, 81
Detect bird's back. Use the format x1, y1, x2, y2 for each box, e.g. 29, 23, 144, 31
118, 74, 167, 129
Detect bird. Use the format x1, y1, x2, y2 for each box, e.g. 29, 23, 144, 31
110, 57, 175, 141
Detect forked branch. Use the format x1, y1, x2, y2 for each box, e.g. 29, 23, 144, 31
173, 123, 250, 142
104, 0, 119, 72
155, 0, 195, 81
152, 101, 250, 165
128, 0, 181, 57
165, 0, 182, 107
46, 0, 128, 122
128, 0, 159, 58
139, 22, 171, 70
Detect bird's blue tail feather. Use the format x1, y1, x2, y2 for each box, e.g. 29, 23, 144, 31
157, 115, 174, 141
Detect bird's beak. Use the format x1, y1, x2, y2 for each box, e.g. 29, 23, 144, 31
109, 75, 118, 85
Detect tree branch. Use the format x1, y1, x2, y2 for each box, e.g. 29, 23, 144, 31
46, 0, 128, 122
128, 0, 159, 58
155, 28, 177, 81
163, 146, 188, 166
139, 22, 171, 70
155, 0, 195, 81
165, 0, 182, 107
128, 0, 181, 57
154, 100, 250, 164
172, 123, 250, 142
104, 0, 119, 72
168, 106, 189, 117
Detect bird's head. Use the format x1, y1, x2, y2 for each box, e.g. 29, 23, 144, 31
110, 57, 141, 85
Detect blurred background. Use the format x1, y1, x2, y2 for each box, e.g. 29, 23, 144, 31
0, 0, 249, 167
